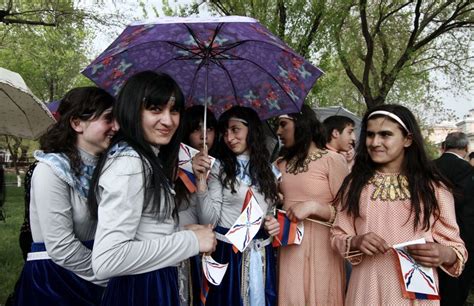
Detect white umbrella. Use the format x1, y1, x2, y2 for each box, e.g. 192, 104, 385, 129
0, 67, 55, 139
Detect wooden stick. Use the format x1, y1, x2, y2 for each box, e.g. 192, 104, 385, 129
276, 209, 332, 227
345, 252, 364, 259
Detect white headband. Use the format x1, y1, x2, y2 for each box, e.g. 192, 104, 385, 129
229, 117, 248, 124
278, 114, 294, 120
368, 110, 409, 133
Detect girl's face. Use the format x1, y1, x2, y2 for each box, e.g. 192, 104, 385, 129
276, 117, 295, 148
74, 107, 118, 155
223, 118, 249, 155
188, 121, 216, 151
366, 117, 412, 173
141, 99, 180, 146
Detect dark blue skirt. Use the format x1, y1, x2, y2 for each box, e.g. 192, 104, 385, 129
101, 267, 180, 306
205, 226, 277, 306
14, 241, 104, 306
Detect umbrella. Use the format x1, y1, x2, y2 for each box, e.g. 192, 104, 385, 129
0, 67, 55, 139
82, 16, 323, 121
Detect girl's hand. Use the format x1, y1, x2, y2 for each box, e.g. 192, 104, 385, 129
264, 216, 280, 236
191, 151, 211, 176
406, 242, 457, 267
286, 201, 315, 222
351, 232, 390, 256
190, 224, 217, 253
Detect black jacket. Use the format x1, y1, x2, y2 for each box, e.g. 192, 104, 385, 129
435, 152, 474, 249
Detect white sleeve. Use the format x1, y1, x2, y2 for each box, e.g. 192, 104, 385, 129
196, 163, 224, 226
92, 156, 200, 280
32, 163, 102, 284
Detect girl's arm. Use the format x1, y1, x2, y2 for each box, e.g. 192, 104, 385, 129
32, 163, 102, 284
408, 185, 467, 276
92, 156, 200, 280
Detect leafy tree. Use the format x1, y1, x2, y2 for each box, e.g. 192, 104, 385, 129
166, 0, 473, 121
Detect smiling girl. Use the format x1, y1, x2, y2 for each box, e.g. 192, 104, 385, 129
331, 104, 467, 305
14, 87, 116, 306
88, 71, 216, 306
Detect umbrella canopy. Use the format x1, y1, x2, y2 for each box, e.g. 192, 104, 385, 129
313, 106, 362, 141
83, 16, 323, 120
0, 67, 55, 139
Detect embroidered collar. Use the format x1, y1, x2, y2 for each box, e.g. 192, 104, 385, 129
286, 149, 328, 174
34, 149, 98, 199
368, 172, 411, 201
236, 154, 252, 186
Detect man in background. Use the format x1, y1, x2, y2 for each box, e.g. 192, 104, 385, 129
435, 132, 474, 306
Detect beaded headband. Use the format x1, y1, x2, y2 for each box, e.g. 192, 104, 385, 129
368, 110, 409, 133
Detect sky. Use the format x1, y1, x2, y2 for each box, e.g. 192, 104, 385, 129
86, 0, 473, 121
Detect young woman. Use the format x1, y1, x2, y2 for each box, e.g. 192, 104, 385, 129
176, 105, 219, 305
177, 105, 218, 226
14, 87, 116, 306
331, 104, 467, 305
192, 106, 280, 306
88, 71, 216, 306
276, 104, 348, 305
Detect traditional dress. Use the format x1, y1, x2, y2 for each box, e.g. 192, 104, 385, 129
331, 172, 467, 305
277, 149, 348, 306
92, 142, 200, 306
196, 154, 279, 306
14, 149, 104, 306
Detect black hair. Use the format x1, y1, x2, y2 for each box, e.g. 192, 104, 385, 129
88, 71, 185, 220
182, 105, 218, 156
176, 105, 219, 208
334, 104, 451, 231
278, 104, 326, 169
218, 106, 279, 204
40, 87, 114, 176
323, 115, 355, 142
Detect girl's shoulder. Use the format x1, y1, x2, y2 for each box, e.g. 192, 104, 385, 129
107, 141, 140, 159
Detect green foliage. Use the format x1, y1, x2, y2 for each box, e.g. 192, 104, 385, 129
0, 186, 26, 303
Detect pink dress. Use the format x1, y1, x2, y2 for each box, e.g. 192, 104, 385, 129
331, 173, 467, 305
277, 149, 348, 306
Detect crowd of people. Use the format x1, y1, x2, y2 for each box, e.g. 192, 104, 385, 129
4, 70, 474, 306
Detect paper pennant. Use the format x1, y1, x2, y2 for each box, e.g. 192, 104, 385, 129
225, 188, 264, 252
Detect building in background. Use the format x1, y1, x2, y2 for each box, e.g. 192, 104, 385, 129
427, 108, 474, 156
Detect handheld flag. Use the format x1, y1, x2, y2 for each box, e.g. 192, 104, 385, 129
272, 209, 304, 247
393, 238, 439, 300
225, 188, 264, 252
178, 143, 215, 193
202, 255, 228, 286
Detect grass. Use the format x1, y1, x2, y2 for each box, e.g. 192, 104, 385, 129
0, 185, 25, 305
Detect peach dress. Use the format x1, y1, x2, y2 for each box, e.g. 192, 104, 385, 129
277, 149, 348, 306
331, 173, 467, 305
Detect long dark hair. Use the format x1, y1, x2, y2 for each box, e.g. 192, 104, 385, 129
88, 71, 185, 220
39, 87, 114, 176
176, 105, 219, 208
334, 104, 451, 230
278, 104, 326, 168
218, 106, 278, 204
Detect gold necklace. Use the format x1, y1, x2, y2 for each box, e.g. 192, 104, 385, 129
286, 149, 328, 175
368, 173, 411, 201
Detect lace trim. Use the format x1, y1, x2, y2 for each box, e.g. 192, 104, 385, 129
368, 173, 411, 201
286, 149, 328, 174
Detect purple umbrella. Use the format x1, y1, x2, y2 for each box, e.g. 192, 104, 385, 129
82, 16, 323, 121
